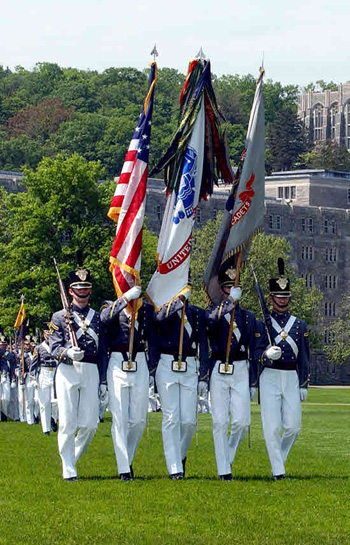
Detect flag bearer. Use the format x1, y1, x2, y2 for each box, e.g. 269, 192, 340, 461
205, 262, 258, 481
49, 265, 101, 481
154, 290, 209, 480
258, 258, 309, 480
100, 287, 157, 481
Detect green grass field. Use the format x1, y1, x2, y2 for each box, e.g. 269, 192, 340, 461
1, 387, 350, 545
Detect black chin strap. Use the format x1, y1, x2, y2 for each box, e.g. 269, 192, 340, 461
71, 288, 90, 299
271, 295, 289, 312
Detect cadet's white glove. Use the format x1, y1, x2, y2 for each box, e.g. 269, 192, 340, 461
67, 347, 85, 362
99, 384, 108, 404
198, 381, 208, 397
30, 378, 38, 388
300, 388, 308, 402
124, 286, 141, 302
229, 286, 242, 302
264, 346, 282, 361
11, 380, 17, 389
250, 387, 257, 401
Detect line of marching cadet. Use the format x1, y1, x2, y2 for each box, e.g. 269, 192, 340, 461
0, 257, 309, 482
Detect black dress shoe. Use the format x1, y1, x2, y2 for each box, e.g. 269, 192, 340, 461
51, 418, 58, 432
34, 415, 40, 425
169, 472, 184, 480
44, 431, 50, 436
120, 472, 133, 482
219, 473, 233, 481
182, 457, 187, 477
130, 464, 134, 479
64, 476, 78, 481
273, 474, 285, 481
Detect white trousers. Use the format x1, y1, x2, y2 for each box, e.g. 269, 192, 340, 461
260, 368, 301, 476
25, 376, 35, 425
17, 382, 26, 422
107, 352, 149, 475
156, 354, 198, 475
56, 362, 99, 479
210, 360, 250, 476
8, 383, 19, 421
38, 368, 58, 433
0, 378, 10, 416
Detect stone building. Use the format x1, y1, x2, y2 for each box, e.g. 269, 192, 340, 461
298, 82, 350, 148
0, 170, 24, 193
145, 170, 350, 384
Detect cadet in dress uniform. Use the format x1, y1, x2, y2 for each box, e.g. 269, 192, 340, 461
205, 264, 258, 481
49, 266, 102, 481
258, 258, 309, 480
154, 291, 209, 480
100, 286, 157, 481
0, 336, 11, 420
31, 330, 58, 435
16, 336, 36, 425
8, 344, 19, 421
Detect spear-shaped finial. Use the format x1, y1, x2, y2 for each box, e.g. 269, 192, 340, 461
195, 47, 206, 60
150, 44, 158, 62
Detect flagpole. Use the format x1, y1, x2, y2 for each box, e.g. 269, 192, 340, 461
224, 251, 243, 372
127, 299, 137, 370
177, 303, 186, 370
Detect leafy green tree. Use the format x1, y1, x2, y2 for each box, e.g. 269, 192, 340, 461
324, 298, 350, 365
267, 108, 309, 172
298, 140, 350, 171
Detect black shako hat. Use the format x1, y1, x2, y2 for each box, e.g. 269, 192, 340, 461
218, 257, 237, 288
269, 258, 291, 297
68, 250, 92, 290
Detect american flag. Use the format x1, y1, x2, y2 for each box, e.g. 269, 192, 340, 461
108, 62, 157, 303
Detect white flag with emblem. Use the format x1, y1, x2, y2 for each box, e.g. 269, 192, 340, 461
146, 99, 205, 309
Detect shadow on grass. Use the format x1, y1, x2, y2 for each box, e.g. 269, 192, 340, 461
79, 473, 350, 482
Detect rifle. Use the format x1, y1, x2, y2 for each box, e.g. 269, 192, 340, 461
53, 258, 79, 348
250, 263, 274, 346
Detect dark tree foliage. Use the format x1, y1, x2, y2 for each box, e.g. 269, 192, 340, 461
267, 108, 309, 172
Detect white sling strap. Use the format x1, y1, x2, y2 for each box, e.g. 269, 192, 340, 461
271, 315, 298, 357
177, 310, 193, 338
225, 313, 241, 343
42, 341, 51, 354
73, 309, 99, 348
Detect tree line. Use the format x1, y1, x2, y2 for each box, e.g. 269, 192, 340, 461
1, 62, 349, 176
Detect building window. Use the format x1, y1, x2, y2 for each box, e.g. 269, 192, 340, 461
313, 105, 323, 141
301, 246, 314, 260
284, 186, 290, 199
301, 218, 306, 232
291, 186, 296, 200
325, 248, 337, 262
290, 217, 295, 232
278, 187, 283, 199
325, 275, 337, 289
60, 230, 72, 244
330, 220, 336, 234
324, 302, 336, 317
211, 208, 217, 220
330, 103, 338, 139
269, 215, 273, 229
275, 215, 282, 230
308, 218, 314, 233
348, 188, 350, 204
196, 207, 202, 225
324, 219, 328, 234
324, 330, 335, 344
301, 273, 314, 288
156, 204, 162, 220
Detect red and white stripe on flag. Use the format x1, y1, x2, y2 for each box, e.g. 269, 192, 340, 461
107, 62, 157, 302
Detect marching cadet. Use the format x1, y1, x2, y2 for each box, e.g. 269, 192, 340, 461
100, 286, 157, 481
154, 290, 209, 480
0, 335, 11, 421
205, 262, 258, 481
16, 336, 36, 425
31, 329, 58, 435
258, 258, 309, 480
8, 344, 19, 421
49, 264, 102, 481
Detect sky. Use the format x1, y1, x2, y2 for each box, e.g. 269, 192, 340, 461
2, 0, 350, 87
